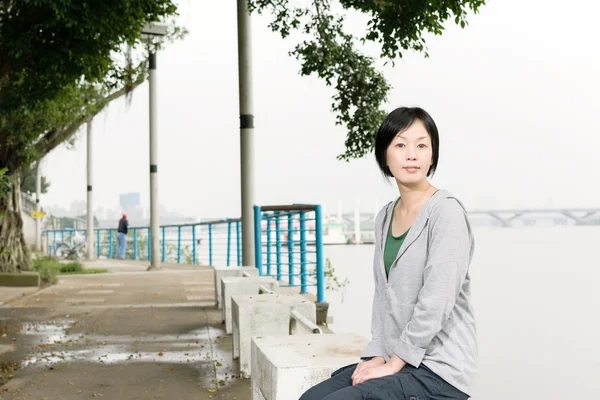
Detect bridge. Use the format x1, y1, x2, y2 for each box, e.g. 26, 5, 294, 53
334, 207, 600, 227
324, 207, 600, 244
467, 208, 600, 227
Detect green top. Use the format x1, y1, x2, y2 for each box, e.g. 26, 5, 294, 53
384, 200, 410, 278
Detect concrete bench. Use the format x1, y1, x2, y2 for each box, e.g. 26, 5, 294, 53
251, 333, 368, 400
221, 276, 279, 333
212, 266, 258, 308
231, 293, 317, 377
258, 283, 301, 295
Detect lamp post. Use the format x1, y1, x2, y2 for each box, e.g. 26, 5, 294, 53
86, 120, 94, 259
141, 22, 168, 270
35, 161, 42, 252
237, 0, 256, 266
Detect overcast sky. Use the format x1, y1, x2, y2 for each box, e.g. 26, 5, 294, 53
40, 0, 600, 219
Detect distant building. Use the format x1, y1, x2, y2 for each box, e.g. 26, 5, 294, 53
70, 200, 86, 217
119, 192, 141, 212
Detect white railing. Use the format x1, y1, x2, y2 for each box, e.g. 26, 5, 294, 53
290, 308, 321, 334
258, 284, 274, 294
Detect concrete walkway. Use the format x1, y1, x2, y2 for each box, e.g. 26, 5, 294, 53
0, 260, 251, 399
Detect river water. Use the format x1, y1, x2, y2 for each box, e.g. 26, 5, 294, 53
323, 226, 600, 400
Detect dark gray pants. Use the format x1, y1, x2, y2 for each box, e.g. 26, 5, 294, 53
298, 363, 468, 400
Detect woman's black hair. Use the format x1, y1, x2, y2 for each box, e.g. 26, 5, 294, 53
374, 106, 439, 178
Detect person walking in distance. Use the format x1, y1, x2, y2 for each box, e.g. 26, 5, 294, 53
299, 107, 477, 400
117, 212, 129, 259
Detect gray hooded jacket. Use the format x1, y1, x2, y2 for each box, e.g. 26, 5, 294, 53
361, 189, 477, 395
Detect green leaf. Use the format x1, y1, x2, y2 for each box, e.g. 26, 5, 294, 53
1, 1, 186, 170
0, 168, 15, 198
248, 0, 486, 160
0, 1, 186, 271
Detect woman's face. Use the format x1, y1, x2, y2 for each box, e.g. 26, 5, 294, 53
386, 120, 433, 186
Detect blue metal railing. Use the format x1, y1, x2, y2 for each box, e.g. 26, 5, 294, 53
42, 203, 326, 302
43, 219, 243, 267
253, 204, 325, 303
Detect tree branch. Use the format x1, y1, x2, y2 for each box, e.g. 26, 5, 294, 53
36, 73, 147, 157
42, 117, 88, 155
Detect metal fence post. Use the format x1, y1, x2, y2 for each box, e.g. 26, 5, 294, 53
133, 229, 138, 260
96, 230, 101, 258
147, 227, 151, 261
227, 221, 232, 266
236, 220, 242, 266
266, 216, 272, 276
161, 227, 166, 263
299, 211, 307, 294
177, 226, 182, 264
192, 225, 197, 265
275, 211, 282, 281
288, 213, 294, 286
208, 224, 213, 266
314, 205, 325, 303
108, 231, 114, 259
253, 206, 262, 274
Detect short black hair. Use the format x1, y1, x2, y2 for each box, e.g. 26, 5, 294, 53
374, 106, 440, 178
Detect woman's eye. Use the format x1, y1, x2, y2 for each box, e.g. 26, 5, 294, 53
396, 143, 405, 148
418, 144, 427, 148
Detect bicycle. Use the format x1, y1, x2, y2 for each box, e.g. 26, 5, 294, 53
54, 230, 87, 259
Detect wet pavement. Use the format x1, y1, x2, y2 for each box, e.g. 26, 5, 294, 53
0, 263, 251, 399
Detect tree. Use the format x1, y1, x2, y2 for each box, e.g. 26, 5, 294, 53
20, 164, 50, 196
0, 1, 184, 272
0, 168, 11, 201
249, 0, 486, 160
0, 168, 12, 258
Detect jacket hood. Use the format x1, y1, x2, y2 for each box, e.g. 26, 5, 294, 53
376, 189, 469, 254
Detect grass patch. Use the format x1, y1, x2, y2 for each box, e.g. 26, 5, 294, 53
31, 257, 59, 285
58, 261, 83, 273
31, 257, 109, 285
62, 268, 109, 275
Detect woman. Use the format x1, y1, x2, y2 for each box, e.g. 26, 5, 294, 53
300, 107, 477, 400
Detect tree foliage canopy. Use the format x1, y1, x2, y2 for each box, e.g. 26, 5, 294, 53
0, 0, 177, 108
248, 0, 485, 160
20, 164, 50, 196
0, 0, 184, 272
0, 0, 182, 171
0, 168, 12, 200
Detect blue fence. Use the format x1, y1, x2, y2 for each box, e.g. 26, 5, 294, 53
42, 204, 325, 302
43, 219, 243, 266
253, 204, 325, 302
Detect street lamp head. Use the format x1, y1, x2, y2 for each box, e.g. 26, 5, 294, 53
141, 22, 169, 37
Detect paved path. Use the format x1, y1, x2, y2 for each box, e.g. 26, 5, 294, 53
0, 261, 250, 400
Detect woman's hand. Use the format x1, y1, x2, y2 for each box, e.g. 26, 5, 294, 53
351, 357, 385, 385
351, 355, 406, 386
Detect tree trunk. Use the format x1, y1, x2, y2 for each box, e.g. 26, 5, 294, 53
0, 173, 31, 273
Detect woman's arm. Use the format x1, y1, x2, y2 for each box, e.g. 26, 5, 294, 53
361, 282, 387, 359
391, 199, 472, 367
360, 208, 389, 360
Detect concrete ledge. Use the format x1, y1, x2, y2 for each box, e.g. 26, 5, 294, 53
0, 272, 40, 287
231, 293, 316, 377
251, 333, 368, 400
274, 285, 301, 295
213, 266, 258, 308
221, 276, 279, 333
